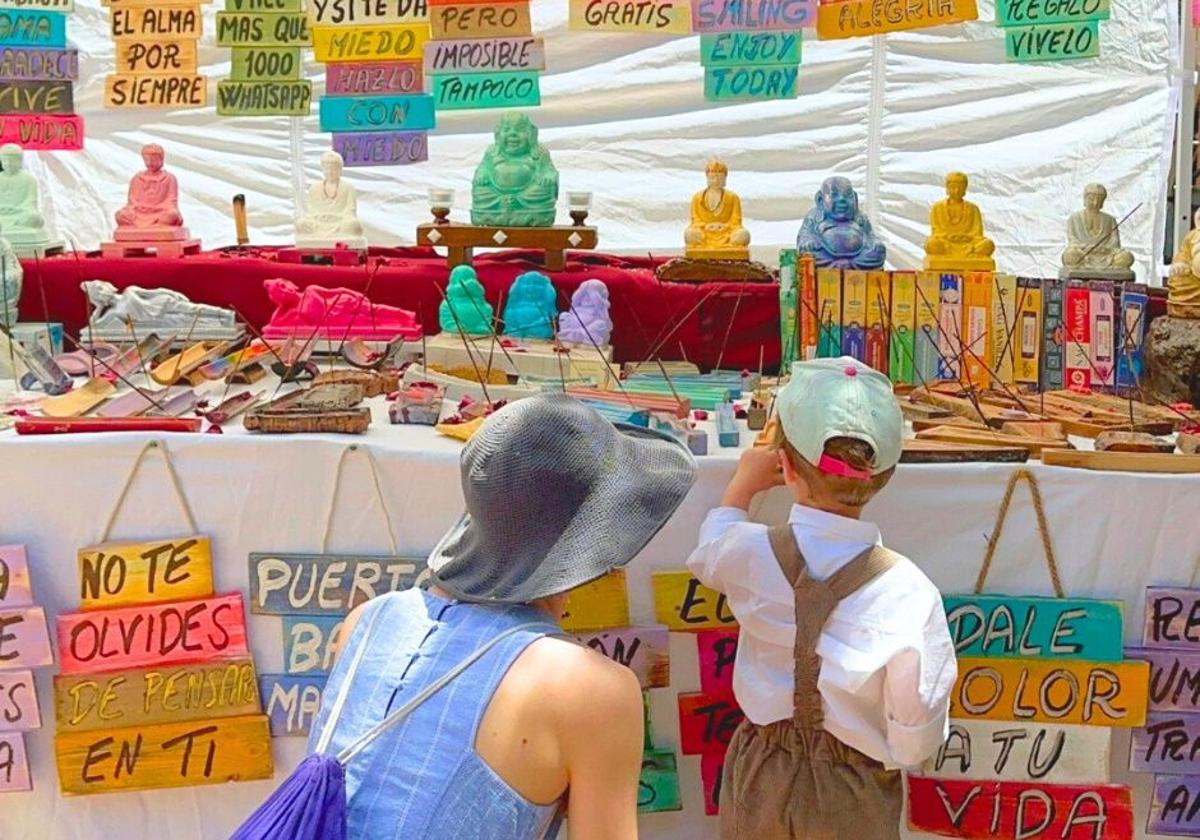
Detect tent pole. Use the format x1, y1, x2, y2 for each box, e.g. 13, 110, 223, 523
1175, 0, 1196, 258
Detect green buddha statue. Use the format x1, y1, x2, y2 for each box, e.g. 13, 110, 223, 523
0, 143, 51, 250
471, 113, 559, 228
439, 265, 494, 336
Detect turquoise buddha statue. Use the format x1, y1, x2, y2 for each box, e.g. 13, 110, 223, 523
503, 271, 557, 340
796, 177, 886, 270
439, 265, 494, 336
471, 113, 559, 228
0, 143, 51, 249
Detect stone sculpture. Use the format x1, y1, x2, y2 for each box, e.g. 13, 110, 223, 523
296, 151, 367, 250
796, 177, 886, 270
0, 226, 21, 327
262, 278, 421, 340
503, 271, 557, 340
1168, 208, 1200, 320
439, 265, 494, 336
924, 172, 995, 271
114, 144, 189, 241
684, 160, 750, 260
558, 279, 612, 346
471, 113, 559, 228
0, 143, 56, 253
81, 280, 239, 341
1061, 184, 1134, 280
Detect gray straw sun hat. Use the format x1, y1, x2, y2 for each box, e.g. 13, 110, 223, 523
428, 392, 698, 604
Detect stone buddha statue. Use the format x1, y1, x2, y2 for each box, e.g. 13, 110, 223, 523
0, 225, 22, 328
0, 143, 52, 250
796, 177, 886, 270
296, 151, 367, 250
439, 265, 494, 336
924, 172, 996, 271
684, 160, 750, 260
559, 279, 612, 346
471, 113, 559, 228
1060, 183, 1134, 280
503, 271, 557, 340
115, 144, 189, 241
1168, 208, 1200, 320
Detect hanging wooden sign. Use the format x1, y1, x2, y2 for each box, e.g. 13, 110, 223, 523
327, 60, 422, 94
690, 0, 814, 32
677, 691, 744, 755
230, 46, 301, 80
697, 629, 738, 695
703, 64, 796, 101
1130, 712, 1200, 775
566, 0, 691, 34
104, 74, 207, 108
0, 46, 78, 80
638, 750, 682, 813
424, 36, 543, 74
248, 553, 429, 616
1150, 775, 1200, 836
1142, 587, 1200, 648
332, 130, 428, 165
0, 731, 30, 792
430, 2, 532, 39
922, 719, 1111, 784
560, 570, 630, 632
944, 594, 1125, 662
311, 23, 429, 61
55, 713, 273, 794
0, 9, 68, 47
0, 606, 53, 670
0, 112, 83, 149
995, 0, 1108, 26
0, 79, 72, 113
576, 626, 670, 688
260, 673, 324, 736
0, 0, 73, 9
1129, 647, 1200, 714
816, 0, 976, 39
318, 92, 437, 132
282, 615, 344, 675
307, 0, 426, 25
110, 5, 201, 38
432, 70, 539, 109
225, 0, 302, 9
700, 752, 723, 815
217, 80, 312, 115
114, 40, 198, 74
652, 571, 737, 632
0, 670, 40, 731
699, 31, 799, 65
215, 11, 311, 46
77, 536, 213, 610
1004, 21, 1099, 62
0, 546, 31, 608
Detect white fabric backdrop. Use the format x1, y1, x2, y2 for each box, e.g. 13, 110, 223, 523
26, 0, 1177, 277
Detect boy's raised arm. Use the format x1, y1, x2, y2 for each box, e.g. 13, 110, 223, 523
882, 600, 958, 768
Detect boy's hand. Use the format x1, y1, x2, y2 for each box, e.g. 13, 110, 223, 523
721, 447, 785, 510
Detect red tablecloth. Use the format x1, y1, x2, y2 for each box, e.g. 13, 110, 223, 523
19, 247, 782, 371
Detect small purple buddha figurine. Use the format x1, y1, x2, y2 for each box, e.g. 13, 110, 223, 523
558, 279, 611, 346
796, 177, 886, 270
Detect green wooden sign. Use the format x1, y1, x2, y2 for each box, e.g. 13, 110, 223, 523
704, 63, 797, 101
431, 70, 540, 110
995, 0, 1109, 27
1005, 21, 1099, 62
225, 0, 302, 10
943, 594, 1124, 662
230, 47, 302, 81
216, 80, 312, 116
700, 31, 800, 66
216, 11, 311, 46
638, 749, 682, 813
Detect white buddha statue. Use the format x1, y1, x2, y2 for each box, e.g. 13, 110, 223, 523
1060, 183, 1135, 279
296, 151, 367, 250
0, 223, 22, 328
0, 143, 56, 254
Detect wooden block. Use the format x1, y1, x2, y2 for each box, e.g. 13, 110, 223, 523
0, 731, 30, 791
0, 0, 73, 10
307, 0, 426, 23
114, 40, 198, 74
697, 629, 738, 695
110, 5, 202, 39
260, 674, 325, 736
950, 656, 1149, 727
943, 594, 1125, 662
560, 570, 629, 632
1094, 430, 1173, 453
0, 606, 52, 670
700, 752, 723, 816
817, 0, 976, 39
431, 2, 531, 38
917, 425, 1069, 455
57, 594, 249, 676
922, 720, 1110, 783
333, 130, 428, 166
1144, 587, 1200, 648
1128, 647, 1200, 713
638, 749, 682, 813
691, 0, 814, 32
652, 571, 738, 632
0, 546, 31, 608
1179, 431, 1200, 455
901, 438, 1030, 465
230, 46, 301, 80
216, 79, 312, 115
0, 670, 40, 731
906, 776, 1133, 839
326, 60, 421, 94
424, 36, 544, 74
282, 615, 344, 675
104, 74, 208, 108
1005, 21, 1100, 62
576, 626, 669, 688
225, 0, 303, 10
1041, 449, 1200, 473
678, 691, 743, 755
432, 70, 539, 110
1150, 775, 1200, 835
77, 536, 213, 610
568, 0, 691, 33
704, 64, 797, 102
248, 553, 429, 616
0, 9, 67, 47
318, 92, 436, 132
311, 23, 428, 62
700, 31, 800, 65
55, 714, 273, 794
0, 46, 78, 81
996, 0, 1108, 26
0, 79, 72, 114
216, 11, 310, 45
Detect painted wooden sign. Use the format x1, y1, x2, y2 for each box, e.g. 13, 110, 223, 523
320, 93, 439, 134
55, 713, 273, 794
0, 79, 71, 114
249, 553, 430, 616
78, 536, 213, 610
0, 46, 78, 80
699, 31, 799, 66
816, 0, 976, 39
944, 594, 1124, 662
906, 776, 1134, 839
431, 2, 532, 38
308, 0, 427, 24
216, 11, 310, 45
260, 673, 324, 737
703, 64, 796, 101
0, 546, 31, 608
638, 749, 682, 813
951, 657, 1149, 727
282, 615, 343, 675
110, 6, 201, 38
217, 80, 312, 115
691, 0, 814, 32
332, 130, 428, 165
1129, 712, 1200, 775
327, 60, 421, 94
57, 593, 250, 675
922, 720, 1111, 784
652, 571, 737, 632
115, 40, 198, 74
0, 670, 40, 731
995, 0, 1108, 26
432, 70, 540, 110
1129, 647, 1200, 714
0, 112, 83, 149
560, 570, 630, 632
0, 0, 73, 9
0, 607, 52, 670
225, 0, 303, 10
54, 659, 260, 732
311, 23, 429, 61
567, 0, 691, 34
1150, 775, 1200, 836
697, 629, 738, 695
1005, 21, 1099, 62
576, 626, 670, 689
1142, 588, 1200, 649
0, 9, 67, 47
678, 691, 744, 755
424, 36, 542, 74
230, 46, 301, 80
104, 74, 208, 108
700, 752, 723, 816
0, 731, 30, 792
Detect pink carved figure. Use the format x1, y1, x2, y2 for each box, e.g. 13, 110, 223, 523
261, 278, 423, 341
115, 144, 186, 241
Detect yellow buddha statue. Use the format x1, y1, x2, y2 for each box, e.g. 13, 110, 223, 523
1168, 208, 1200, 319
684, 160, 750, 261
924, 172, 996, 271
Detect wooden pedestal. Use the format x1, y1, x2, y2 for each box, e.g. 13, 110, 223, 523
417, 224, 598, 271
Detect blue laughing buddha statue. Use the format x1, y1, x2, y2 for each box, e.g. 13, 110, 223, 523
796, 177, 886, 270
503, 271, 557, 340
439, 265, 494, 336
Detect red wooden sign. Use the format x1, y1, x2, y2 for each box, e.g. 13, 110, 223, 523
678, 691, 743, 756
701, 752, 724, 816
697, 629, 738, 695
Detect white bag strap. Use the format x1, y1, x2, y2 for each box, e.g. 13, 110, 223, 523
314, 601, 388, 755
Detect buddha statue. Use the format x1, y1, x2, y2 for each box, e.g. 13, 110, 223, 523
114, 144, 189, 241
0, 143, 53, 250
439, 265, 494, 336
1168, 208, 1200, 320
796, 177, 886, 270
296, 151, 367, 250
924, 172, 995, 271
0, 225, 22, 328
471, 113, 559, 228
684, 160, 750, 260
1060, 183, 1135, 280
82, 280, 237, 339
503, 271, 557, 340
559, 279, 612, 346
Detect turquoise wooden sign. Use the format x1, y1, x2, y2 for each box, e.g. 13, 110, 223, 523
704, 63, 797, 101
700, 31, 800, 66
0, 10, 67, 49
943, 594, 1124, 662
1005, 21, 1099, 62
318, 93, 436, 132
282, 614, 343, 676
431, 70, 540, 110
995, 0, 1109, 27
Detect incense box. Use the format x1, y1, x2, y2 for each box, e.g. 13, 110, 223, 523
864, 270, 889, 376
1040, 278, 1065, 392
816, 267, 842, 359
915, 271, 941, 385
1015, 277, 1042, 388
841, 270, 867, 362
1115, 283, 1148, 395
888, 271, 916, 386
936, 273, 962, 381
990, 273, 1017, 387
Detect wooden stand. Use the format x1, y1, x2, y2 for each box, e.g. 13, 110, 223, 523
417, 223, 598, 271
276, 247, 364, 267
656, 257, 774, 284
100, 239, 201, 258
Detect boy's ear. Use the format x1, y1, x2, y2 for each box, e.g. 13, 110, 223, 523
779, 447, 798, 485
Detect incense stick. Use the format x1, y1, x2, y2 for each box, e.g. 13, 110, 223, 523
714, 279, 748, 372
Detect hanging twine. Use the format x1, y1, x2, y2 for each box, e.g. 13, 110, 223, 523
99, 440, 199, 543
320, 444, 399, 555
974, 468, 1064, 598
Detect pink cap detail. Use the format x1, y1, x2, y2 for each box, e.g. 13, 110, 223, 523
817, 453, 872, 481
844, 366, 857, 377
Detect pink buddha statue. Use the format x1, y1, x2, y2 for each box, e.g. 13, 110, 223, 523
114, 144, 188, 241
261, 278, 423, 341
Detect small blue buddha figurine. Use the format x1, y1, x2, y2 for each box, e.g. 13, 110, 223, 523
503, 271, 557, 340
796, 177, 886, 270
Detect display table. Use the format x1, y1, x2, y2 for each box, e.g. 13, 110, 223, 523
17, 247, 781, 373
2, 387, 1198, 840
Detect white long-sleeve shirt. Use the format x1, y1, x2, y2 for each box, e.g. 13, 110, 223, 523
686, 503, 957, 770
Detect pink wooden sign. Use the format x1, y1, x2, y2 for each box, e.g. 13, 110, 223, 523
697, 629, 738, 695
57, 593, 250, 675
0, 546, 31, 608
691, 0, 815, 32
0, 670, 39, 731
0, 607, 52, 671
0, 731, 30, 792
325, 61, 423, 96
0, 113, 83, 150
701, 752, 723, 816
1194, 0, 1200, 24
576, 626, 670, 689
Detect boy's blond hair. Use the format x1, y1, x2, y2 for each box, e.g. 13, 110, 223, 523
774, 424, 895, 508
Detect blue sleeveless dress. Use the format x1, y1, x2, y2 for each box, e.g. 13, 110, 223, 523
307, 589, 564, 839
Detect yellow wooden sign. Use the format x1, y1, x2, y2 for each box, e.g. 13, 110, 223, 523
430, 2, 531, 39
110, 4, 203, 39
816, 0, 977, 39
54, 659, 261, 732
652, 571, 738, 632
567, 0, 691, 34
77, 536, 213, 610
114, 39, 198, 74
951, 656, 1149, 728
311, 23, 429, 62
56, 714, 273, 794
105, 74, 208, 108
560, 570, 630, 633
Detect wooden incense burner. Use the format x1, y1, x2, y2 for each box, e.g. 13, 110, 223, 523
243, 384, 371, 434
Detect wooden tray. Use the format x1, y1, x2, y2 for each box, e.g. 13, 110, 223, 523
901, 439, 1029, 464
1041, 449, 1200, 473
41, 379, 116, 418
243, 384, 371, 435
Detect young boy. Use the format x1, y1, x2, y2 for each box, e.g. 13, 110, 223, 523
687, 356, 957, 840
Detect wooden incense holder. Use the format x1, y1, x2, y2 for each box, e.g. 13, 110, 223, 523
243, 384, 371, 434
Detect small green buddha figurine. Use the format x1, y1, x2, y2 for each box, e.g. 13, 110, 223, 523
471, 113, 559, 228
0, 143, 51, 249
439, 265, 494, 336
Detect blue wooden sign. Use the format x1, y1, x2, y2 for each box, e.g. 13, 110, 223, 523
260, 674, 326, 737
248, 552, 429, 616
0, 10, 67, 48
282, 615, 344, 676
318, 93, 436, 133
943, 594, 1125, 662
